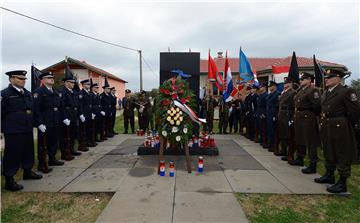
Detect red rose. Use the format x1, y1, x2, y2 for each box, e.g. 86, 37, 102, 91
171, 94, 178, 100
180, 98, 186, 104
164, 89, 170, 95
162, 99, 170, 105
179, 89, 184, 94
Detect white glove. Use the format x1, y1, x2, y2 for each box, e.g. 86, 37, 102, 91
92, 113, 96, 120
38, 124, 46, 133
80, 114, 86, 122
63, 119, 70, 126
101, 111, 105, 116
139, 105, 144, 113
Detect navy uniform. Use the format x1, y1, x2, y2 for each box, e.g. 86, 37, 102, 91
78, 79, 94, 148
256, 83, 268, 146
1, 70, 42, 191
264, 81, 280, 151
59, 75, 82, 161
122, 89, 135, 134
289, 72, 321, 174
245, 87, 258, 140
315, 69, 360, 193
33, 72, 64, 173
100, 78, 114, 137
110, 87, 118, 135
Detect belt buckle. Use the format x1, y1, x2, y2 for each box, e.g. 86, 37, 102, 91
26, 110, 32, 114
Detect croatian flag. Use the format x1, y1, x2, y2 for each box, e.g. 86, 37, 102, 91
239, 48, 258, 86
272, 65, 290, 83
223, 52, 234, 102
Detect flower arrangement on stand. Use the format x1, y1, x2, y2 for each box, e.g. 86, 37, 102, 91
155, 76, 196, 147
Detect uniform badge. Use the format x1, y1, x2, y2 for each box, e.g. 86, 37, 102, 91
79, 94, 83, 99
314, 92, 320, 99
33, 93, 39, 98
350, 93, 358, 102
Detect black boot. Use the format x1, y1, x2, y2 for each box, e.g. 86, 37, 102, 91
48, 158, 64, 166
327, 176, 347, 193
23, 170, 43, 180
5, 177, 23, 191
314, 170, 335, 184
301, 162, 317, 174
281, 156, 288, 161
288, 156, 304, 166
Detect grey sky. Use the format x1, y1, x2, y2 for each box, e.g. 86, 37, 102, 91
1, 0, 359, 91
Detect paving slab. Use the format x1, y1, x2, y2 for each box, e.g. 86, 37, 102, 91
216, 139, 251, 156
96, 190, 174, 223
90, 155, 138, 168
175, 170, 232, 192
224, 169, 291, 194
177, 156, 222, 172
270, 170, 331, 194
61, 168, 130, 192
236, 144, 274, 156
173, 192, 248, 223
60, 152, 104, 168
90, 145, 118, 155
253, 155, 303, 171
107, 138, 144, 155
19, 168, 85, 192
97, 135, 128, 146
218, 155, 266, 170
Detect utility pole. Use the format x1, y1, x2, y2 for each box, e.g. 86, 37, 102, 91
139, 50, 143, 91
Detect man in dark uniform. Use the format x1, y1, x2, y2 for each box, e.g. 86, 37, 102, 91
59, 73, 82, 161
110, 87, 118, 135
1, 70, 42, 191
122, 89, 135, 134
289, 72, 321, 174
256, 83, 268, 146
202, 90, 217, 133
218, 95, 229, 134
90, 80, 105, 142
100, 78, 114, 138
136, 90, 151, 132
314, 69, 360, 193
33, 71, 64, 174
263, 81, 280, 152
277, 77, 297, 161
78, 79, 93, 149
245, 86, 257, 140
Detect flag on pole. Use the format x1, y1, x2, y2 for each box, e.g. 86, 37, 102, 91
239, 48, 258, 86
223, 51, 234, 102
208, 50, 223, 90
287, 51, 300, 84
31, 65, 43, 92
272, 65, 290, 83
313, 55, 324, 88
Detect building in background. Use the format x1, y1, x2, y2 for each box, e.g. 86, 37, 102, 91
41, 56, 127, 98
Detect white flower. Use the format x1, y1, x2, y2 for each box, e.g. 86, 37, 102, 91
172, 126, 178, 133
171, 107, 175, 112
176, 108, 180, 112
179, 116, 183, 122
162, 131, 167, 137
167, 116, 171, 122
176, 120, 180, 126
183, 128, 188, 134
173, 116, 178, 121
176, 136, 181, 141
170, 120, 175, 125
179, 111, 183, 115
167, 110, 171, 114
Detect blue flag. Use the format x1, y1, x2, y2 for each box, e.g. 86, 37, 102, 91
239, 48, 255, 84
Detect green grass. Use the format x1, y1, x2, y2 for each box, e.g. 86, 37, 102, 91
236, 149, 360, 223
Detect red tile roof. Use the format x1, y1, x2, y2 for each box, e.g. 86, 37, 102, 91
200, 56, 347, 73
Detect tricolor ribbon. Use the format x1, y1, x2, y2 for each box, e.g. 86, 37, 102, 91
173, 99, 206, 124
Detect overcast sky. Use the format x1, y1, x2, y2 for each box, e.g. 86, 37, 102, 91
1, 0, 359, 91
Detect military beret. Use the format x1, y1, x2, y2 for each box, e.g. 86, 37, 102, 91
324, 69, 346, 79
39, 71, 54, 79
5, 70, 27, 77
300, 72, 314, 80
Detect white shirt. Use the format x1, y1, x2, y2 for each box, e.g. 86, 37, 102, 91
328, 84, 340, 93
12, 85, 23, 93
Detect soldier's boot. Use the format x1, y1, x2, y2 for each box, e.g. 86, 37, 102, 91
61, 151, 74, 161
314, 170, 335, 184
48, 157, 64, 166
23, 170, 42, 180
288, 156, 304, 166
5, 177, 23, 191
327, 176, 347, 193
301, 162, 317, 174
37, 163, 53, 174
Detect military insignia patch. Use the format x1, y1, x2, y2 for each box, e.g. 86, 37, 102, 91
350, 93, 358, 102
33, 93, 39, 98
314, 92, 320, 99
79, 94, 83, 99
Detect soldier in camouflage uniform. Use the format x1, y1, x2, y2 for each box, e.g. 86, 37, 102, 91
136, 90, 151, 132
202, 91, 217, 133
122, 89, 135, 134
218, 95, 229, 134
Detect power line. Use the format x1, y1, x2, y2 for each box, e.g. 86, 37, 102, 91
1, 6, 140, 52
142, 56, 157, 77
